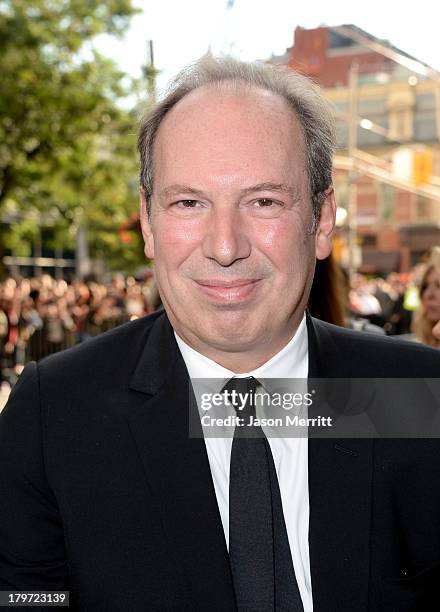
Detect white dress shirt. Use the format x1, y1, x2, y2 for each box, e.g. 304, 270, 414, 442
174, 313, 313, 612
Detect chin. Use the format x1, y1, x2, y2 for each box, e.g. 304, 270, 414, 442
201, 318, 268, 349
212, 309, 264, 332
426, 312, 440, 324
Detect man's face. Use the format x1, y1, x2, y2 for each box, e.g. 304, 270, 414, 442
141, 85, 335, 368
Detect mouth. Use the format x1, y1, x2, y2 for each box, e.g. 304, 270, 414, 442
194, 279, 261, 303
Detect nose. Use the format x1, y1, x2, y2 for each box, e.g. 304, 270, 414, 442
202, 207, 251, 266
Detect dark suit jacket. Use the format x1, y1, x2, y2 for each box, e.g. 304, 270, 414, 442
1, 311, 440, 611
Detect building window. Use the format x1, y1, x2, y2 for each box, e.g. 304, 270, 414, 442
414, 195, 430, 220
362, 234, 377, 247
378, 183, 395, 222
387, 88, 415, 142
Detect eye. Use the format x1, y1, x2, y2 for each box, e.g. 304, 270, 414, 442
174, 199, 200, 208
254, 198, 278, 207
248, 198, 285, 218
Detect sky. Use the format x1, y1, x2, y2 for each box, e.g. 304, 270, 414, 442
95, 0, 440, 95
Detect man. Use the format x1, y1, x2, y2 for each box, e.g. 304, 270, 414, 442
1, 56, 440, 611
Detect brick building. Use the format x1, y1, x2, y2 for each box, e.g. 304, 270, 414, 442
270, 25, 440, 274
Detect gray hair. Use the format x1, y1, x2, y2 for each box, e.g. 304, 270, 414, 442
138, 55, 335, 228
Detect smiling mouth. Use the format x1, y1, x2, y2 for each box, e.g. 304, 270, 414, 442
194, 279, 261, 302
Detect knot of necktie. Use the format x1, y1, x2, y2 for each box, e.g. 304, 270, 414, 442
222, 376, 258, 419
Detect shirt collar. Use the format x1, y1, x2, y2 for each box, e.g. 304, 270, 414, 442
174, 312, 308, 392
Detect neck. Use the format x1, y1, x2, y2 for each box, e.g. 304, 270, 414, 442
174, 315, 304, 373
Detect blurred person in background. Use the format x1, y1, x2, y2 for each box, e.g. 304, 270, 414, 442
348, 274, 381, 320
307, 253, 347, 327
0, 288, 10, 390
412, 247, 440, 348
433, 320, 440, 342
0, 280, 20, 386
309, 256, 386, 334
384, 272, 413, 335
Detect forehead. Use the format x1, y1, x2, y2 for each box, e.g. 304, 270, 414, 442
167, 80, 297, 117
153, 84, 307, 187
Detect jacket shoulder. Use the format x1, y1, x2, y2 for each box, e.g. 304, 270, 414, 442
311, 317, 440, 377
37, 311, 163, 387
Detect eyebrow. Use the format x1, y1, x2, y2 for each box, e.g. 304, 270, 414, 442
239, 182, 302, 200
159, 182, 302, 200
159, 185, 205, 199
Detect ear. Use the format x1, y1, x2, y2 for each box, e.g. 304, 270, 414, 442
139, 188, 155, 259
315, 187, 336, 261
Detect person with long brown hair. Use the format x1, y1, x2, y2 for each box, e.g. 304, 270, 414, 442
308, 253, 347, 327
412, 247, 440, 348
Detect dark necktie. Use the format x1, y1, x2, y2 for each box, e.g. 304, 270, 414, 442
226, 376, 304, 612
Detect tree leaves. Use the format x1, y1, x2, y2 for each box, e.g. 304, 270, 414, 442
0, 0, 146, 273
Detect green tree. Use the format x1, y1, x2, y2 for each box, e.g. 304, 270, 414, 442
0, 0, 146, 275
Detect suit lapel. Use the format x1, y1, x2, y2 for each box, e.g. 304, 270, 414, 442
307, 315, 373, 610
127, 314, 236, 609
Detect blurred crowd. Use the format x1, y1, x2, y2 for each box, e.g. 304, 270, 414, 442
1, 250, 440, 391
308, 247, 440, 347
348, 272, 418, 335
0, 273, 161, 389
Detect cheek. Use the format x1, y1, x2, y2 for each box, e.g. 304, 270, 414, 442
154, 217, 201, 264
255, 216, 312, 272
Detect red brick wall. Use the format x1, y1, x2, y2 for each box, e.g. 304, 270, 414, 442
288, 26, 389, 87
394, 191, 412, 224
377, 227, 400, 250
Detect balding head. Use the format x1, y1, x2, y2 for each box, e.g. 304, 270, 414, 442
138, 55, 335, 224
